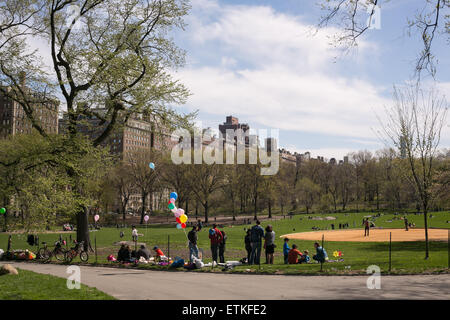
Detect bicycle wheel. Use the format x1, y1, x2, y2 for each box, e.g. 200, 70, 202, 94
80, 251, 89, 262
54, 247, 66, 261
64, 250, 74, 263
38, 248, 51, 262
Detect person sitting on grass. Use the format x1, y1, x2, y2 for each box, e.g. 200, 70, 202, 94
312, 242, 328, 263
136, 244, 151, 260
283, 238, 290, 264
299, 250, 310, 264
117, 244, 132, 263
153, 246, 166, 262
288, 244, 302, 264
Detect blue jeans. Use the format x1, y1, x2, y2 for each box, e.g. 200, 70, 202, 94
211, 243, 219, 262
189, 242, 198, 262
249, 242, 262, 265
284, 254, 289, 264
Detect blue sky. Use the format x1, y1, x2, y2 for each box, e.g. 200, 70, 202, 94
171, 0, 450, 160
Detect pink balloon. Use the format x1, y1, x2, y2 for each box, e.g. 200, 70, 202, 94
144, 215, 149, 222
94, 214, 99, 222
169, 198, 176, 204
176, 208, 185, 216
174, 210, 183, 218
171, 207, 178, 214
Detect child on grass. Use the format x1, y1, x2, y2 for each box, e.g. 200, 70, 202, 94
283, 238, 290, 264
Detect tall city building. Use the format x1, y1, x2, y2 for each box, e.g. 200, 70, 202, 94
59, 110, 174, 160
59, 110, 174, 214
0, 86, 59, 138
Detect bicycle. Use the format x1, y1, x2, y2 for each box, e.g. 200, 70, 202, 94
38, 241, 66, 263
64, 240, 89, 263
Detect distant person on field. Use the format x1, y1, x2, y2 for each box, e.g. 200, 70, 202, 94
244, 230, 252, 264
288, 244, 302, 264
363, 218, 370, 237
197, 220, 203, 231
283, 238, 290, 264
188, 226, 199, 263
132, 225, 138, 242
208, 224, 223, 263
312, 242, 328, 263
404, 216, 409, 231
264, 225, 275, 264
249, 220, 264, 265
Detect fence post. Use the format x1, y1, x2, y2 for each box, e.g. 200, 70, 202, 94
447, 229, 449, 269
320, 234, 324, 272
389, 232, 392, 273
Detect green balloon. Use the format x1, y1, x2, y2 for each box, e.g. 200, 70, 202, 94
0, 208, 5, 214
168, 203, 175, 210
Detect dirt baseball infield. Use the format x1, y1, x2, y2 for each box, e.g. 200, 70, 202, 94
281, 228, 449, 242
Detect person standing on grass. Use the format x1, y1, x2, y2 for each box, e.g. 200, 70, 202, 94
249, 220, 264, 265
264, 225, 275, 264
208, 224, 223, 263
188, 226, 199, 263
219, 230, 227, 263
244, 230, 252, 264
312, 242, 328, 263
131, 225, 138, 242
363, 218, 370, 237
283, 238, 291, 264
404, 216, 409, 231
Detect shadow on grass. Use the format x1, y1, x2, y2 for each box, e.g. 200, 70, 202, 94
347, 241, 449, 253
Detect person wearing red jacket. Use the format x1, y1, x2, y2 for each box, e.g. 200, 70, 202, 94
208, 224, 223, 263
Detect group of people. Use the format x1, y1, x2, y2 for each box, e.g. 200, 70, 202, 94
121, 220, 331, 266
283, 238, 328, 264
243, 221, 276, 265
116, 243, 166, 263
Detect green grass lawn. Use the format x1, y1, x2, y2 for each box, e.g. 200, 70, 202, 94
1, 210, 449, 275
0, 268, 115, 300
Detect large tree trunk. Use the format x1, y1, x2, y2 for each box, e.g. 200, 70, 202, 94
232, 200, 236, 221
76, 206, 91, 252
122, 204, 126, 221
253, 196, 257, 220
423, 207, 429, 259
204, 200, 208, 223
140, 191, 147, 225
2, 196, 9, 232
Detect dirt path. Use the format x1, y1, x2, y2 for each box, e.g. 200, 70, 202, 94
2, 262, 449, 300
282, 228, 450, 242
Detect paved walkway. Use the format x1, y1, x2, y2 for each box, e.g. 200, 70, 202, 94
1, 262, 449, 300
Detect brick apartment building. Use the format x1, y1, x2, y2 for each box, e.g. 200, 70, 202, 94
0, 87, 59, 138
59, 109, 174, 214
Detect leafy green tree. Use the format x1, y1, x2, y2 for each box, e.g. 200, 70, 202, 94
0, 0, 192, 246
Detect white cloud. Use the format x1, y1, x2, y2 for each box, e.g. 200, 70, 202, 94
174, 0, 392, 144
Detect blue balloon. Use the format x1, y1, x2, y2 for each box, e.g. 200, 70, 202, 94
149, 162, 155, 170
170, 192, 178, 200
176, 223, 182, 229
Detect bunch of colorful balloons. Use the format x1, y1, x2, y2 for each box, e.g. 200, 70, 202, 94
333, 250, 343, 258
167, 192, 188, 229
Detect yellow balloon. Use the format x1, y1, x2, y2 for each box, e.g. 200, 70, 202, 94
180, 214, 188, 224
